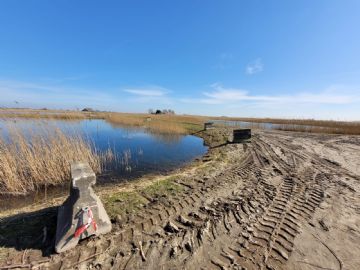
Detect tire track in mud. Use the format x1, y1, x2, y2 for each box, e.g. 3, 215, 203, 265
191, 137, 329, 270
63, 135, 324, 269
6, 130, 354, 270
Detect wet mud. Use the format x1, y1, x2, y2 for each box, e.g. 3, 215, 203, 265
1, 128, 359, 269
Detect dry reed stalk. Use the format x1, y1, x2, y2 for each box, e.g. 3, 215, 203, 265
0, 124, 111, 194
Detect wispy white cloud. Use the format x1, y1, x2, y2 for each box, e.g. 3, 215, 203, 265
123, 86, 169, 97
123, 85, 173, 105
0, 79, 175, 110
180, 83, 360, 120
0, 79, 119, 109
246, 58, 263, 75
1, 78, 359, 120
181, 83, 360, 105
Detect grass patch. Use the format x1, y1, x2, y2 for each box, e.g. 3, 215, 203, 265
142, 176, 182, 198
182, 122, 203, 133
102, 176, 182, 219
103, 191, 147, 219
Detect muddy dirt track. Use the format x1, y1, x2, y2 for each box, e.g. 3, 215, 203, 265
1, 128, 360, 269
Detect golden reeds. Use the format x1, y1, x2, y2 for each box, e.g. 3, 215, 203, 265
0, 125, 109, 194
2, 109, 358, 135
214, 117, 360, 135
0, 109, 106, 121
273, 124, 360, 135
106, 113, 205, 134
0, 110, 205, 134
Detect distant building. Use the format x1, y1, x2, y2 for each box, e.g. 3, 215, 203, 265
82, 108, 95, 112
149, 109, 175, 115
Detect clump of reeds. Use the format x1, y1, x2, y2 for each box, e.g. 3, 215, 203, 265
214, 116, 360, 135
273, 124, 360, 135
106, 113, 146, 127
0, 109, 106, 121
106, 113, 205, 134
0, 125, 112, 195
121, 149, 132, 172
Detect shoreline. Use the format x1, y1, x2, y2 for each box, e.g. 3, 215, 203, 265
0, 128, 214, 217
1, 128, 360, 269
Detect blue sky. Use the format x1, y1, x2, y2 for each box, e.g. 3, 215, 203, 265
1, 1, 360, 120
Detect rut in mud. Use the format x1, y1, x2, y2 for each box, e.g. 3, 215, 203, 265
1, 129, 359, 270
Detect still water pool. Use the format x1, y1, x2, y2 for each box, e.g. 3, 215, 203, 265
0, 119, 208, 177
0, 119, 207, 209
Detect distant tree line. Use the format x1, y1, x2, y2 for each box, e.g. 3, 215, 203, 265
148, 109, 175, 115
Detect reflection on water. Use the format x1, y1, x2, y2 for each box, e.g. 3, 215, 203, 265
0, 119, 208, 210
0, 119, 207, 175
108, 121, 184, 143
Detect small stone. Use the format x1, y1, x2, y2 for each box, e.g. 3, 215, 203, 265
115, 215, 122, 224
319, 219, 329, 231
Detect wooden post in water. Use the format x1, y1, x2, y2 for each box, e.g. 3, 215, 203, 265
55, 162, 112, 253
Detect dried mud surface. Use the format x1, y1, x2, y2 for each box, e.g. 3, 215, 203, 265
1, 128, 359, 270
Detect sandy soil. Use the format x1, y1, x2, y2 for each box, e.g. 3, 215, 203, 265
0, 128, 359, 269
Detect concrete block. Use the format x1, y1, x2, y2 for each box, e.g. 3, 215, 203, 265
204, 122, 214, 130
55, 162, 112, 253
232, 129, 251, 143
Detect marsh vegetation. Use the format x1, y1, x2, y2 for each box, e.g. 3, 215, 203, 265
1, 109, 359, 195
0, 125, 107, 194
0, 117, 207, 195
2, 108, 359, 135
212, 117, 360, 135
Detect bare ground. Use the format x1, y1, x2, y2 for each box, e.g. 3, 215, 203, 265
1, 128, 359, 270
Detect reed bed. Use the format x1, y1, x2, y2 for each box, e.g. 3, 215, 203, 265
0, 109, 106, 120
0, 125, 112, 195
273, 124, 360, 135
212, 121, 268, 130
3, 109, 358, 135
214, 117, 360, 135
0, 110, 206, 134
106, 113, 205, 134
106, 113, 146, 127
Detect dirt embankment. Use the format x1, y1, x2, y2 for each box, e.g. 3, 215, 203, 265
1, 128, 359, 270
